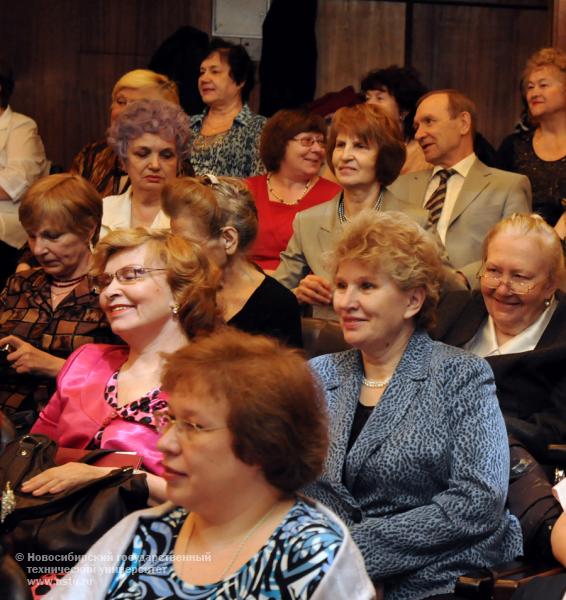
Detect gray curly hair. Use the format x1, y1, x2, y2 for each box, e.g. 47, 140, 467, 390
107, 98, 191, 163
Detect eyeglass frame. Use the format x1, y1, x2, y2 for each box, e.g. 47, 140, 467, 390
290, 135, 326, 148
476, 265, 539, 295
153, 410, 228, 437
90, 265, 168, 293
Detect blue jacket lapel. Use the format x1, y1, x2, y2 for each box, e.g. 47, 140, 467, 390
344, 331, 433, 488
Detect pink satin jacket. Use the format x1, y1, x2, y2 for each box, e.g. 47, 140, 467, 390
31, 344, 167, 474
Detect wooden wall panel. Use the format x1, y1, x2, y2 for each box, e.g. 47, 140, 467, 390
0, 0, 213, 168
411, 3, 551, 147
554, 0, 566, 48
316, 0, 406, 97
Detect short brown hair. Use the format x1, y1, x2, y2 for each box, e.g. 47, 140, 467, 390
523, 47, 566, 83
260, 109, 327, 172
331, 210, 445, 330
92, 229, 220, 339
19, 173, 103, 244
417, 89, 477, 136
161, 328, 328, 494
162, 176, 258, 253
482, 213, 565, 287
326, 103, 405, 187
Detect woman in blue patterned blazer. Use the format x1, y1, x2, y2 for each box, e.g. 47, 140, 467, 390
304, 210, 522, 600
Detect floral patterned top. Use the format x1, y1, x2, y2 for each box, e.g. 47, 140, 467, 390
189, 104, 266, 178
91, 371, 167, 447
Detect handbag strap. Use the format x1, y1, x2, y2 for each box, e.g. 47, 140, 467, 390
77, 448, 120, 465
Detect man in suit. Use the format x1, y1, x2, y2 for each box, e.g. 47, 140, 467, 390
389, 89, 532, 286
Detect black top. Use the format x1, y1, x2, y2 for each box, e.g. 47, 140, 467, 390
346, 401, 374, 453
497, 129, 566, 226
228, 274, 303, 348
432, 290, 566, 460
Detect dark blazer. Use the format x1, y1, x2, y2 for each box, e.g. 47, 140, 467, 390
305, 330, 522, 599
433, 290, 566, 458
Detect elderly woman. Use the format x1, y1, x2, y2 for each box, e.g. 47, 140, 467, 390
189, 38, 266, 178
304, 210, 522, 599
26, 229, 217, 497
434, 213, 566, 459
274, 103, 430, 318
163, 176, 302, 347
71, 68, 182, 198
361, 65, 430, 174
101, 98, 191, 237
498, 48, 566, 226
247, 108, 340, 271
0, 174, 116, 422
43, 329, 374, 600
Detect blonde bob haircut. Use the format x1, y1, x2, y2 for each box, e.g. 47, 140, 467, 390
330, 210, 445, 330
482, 213, 565, 287
19, 173, 102, 244
162, 176, 258, 253
92, 228, 220, 339
111, 69, 180, 105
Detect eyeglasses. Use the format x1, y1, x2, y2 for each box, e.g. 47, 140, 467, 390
90, 265, 167, 293
153, 410, 227, 437
291, 136, 326, 148
477, 268, 537, 295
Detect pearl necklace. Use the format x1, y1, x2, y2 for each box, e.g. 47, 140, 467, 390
337, 189, 384, 224
362, 376, 391, 389
183, 502, 279, 581
267, 173, 313, 205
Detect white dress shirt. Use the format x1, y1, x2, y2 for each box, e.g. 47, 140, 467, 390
100, 189, 170, 239
0, 106, 49, 248
464, 297, 557, 357
423, 153, 477, 244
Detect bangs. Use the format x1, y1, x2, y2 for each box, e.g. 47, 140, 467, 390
19, 196, 76, 234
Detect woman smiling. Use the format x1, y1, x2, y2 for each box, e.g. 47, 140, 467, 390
43, 329, 374, 599
247, 109, 340, 271
434, 213, 566, 458
274, 103, 429, 315
28, 230, 218, 495
305, 210, 521, 599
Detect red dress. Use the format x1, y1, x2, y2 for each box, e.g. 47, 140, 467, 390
247, 175, 340, 271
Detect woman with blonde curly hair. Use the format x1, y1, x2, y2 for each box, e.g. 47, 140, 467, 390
498, 48, 566, 226
304, 210, 522, 599
28, 229, 219, 502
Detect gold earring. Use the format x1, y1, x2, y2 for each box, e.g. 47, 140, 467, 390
171, 303, 180, 316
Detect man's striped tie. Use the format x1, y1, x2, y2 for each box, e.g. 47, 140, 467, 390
425, 169, 456, 227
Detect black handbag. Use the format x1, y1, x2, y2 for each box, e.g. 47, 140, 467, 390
0, 434, 149, 576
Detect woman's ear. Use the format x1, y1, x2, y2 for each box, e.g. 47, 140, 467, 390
86, 226, 97, 252
404, 286, 426, 320
221, 226, 239, 256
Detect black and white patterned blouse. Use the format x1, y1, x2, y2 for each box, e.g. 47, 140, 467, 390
189, 104, 266, 178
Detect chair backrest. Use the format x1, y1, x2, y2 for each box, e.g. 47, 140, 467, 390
301, 317, 349, 359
